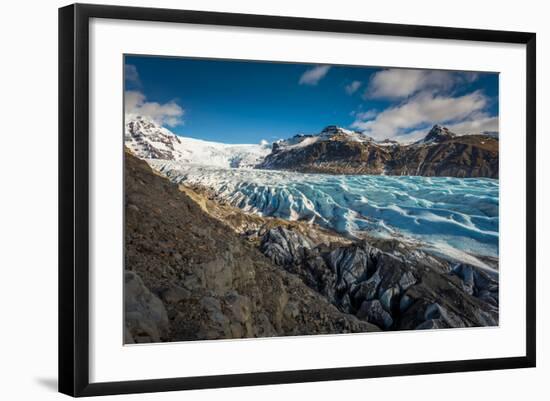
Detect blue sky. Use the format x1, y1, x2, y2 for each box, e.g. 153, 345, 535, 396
124, 55, 498, 144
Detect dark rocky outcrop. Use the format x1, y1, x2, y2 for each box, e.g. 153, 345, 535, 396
258, 125, 498, 178
258, 226, 498, 331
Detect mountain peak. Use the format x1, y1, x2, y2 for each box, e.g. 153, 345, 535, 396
124, 115, 270, 168
319, 125, 375, 142
320, 125, 357, 136
126, 115, 158, 127
421, 125, 456, 144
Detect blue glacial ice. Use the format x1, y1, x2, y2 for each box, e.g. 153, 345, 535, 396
151, 161, 499, 267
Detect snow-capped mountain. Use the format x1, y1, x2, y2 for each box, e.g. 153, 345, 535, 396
258, 124, 499, 177
414, 124, 456, 145
125, 116, 271, 168
272, 125, 373, 152
125, 118, 499, 178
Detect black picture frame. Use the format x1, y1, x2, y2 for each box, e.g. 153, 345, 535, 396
58, 3, 536, 397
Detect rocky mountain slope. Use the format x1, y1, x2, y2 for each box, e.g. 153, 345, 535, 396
184, 182, 499, 332
258, 125, 499, 178
125, 116, 270, 168
124, 150, 378, 343
125, 150, 498, 343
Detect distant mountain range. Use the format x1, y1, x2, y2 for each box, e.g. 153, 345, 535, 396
125, 117, 499, 178
259, 125, 498, 178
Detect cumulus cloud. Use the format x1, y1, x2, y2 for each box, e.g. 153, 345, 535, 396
354, 110, 378, 120
345, 80, 362, 95
392, 113, 499, 143
391, 129, 433, 144
446, 113, 499, 135
351, 90, 488, 140
365, 68, 478, 99
125, 90, 184, 127
124, 64, 140, 86
299, 65, 331, 86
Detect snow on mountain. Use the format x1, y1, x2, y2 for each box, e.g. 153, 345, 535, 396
415, 124, 457, 145
125, 116, 271, 168
272, 125, 373, 152
258, 124, 498, 177
414, 125, 500, 145
376, 138, 400, 147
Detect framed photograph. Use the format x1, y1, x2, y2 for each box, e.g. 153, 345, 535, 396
59, 3, 536, 397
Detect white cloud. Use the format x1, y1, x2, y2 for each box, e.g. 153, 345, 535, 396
351, 91, 488, 140
345, 80, 362, 95
392, 114, 499, 144
354, 110, 377, 120
299, 65, 331, 86
446, 113, 499, 135
391, 129, 432, 144
124, 64, 140, 86
365, 69, 477, 99
125, 90, 184, 127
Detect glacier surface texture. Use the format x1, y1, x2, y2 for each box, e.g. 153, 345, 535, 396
150, 161, 499, 269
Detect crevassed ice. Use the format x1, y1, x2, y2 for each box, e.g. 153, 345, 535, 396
149, 160, 499, 266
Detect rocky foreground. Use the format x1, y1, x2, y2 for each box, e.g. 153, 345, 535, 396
124, 151, 499, 343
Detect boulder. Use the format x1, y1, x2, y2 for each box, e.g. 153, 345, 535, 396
224, 291, 251, 324
424, 303, 466, 328
452, 263, 498, 303
260, 226, 312, 266
124, 270, 170, 343
399, 293, 414, 312
353, 275, 380, 304
398, 270, 417, 291
379, 286, 400, 313
357, 300, 393, 329
201, 255, 233, 294
198, 296, 232, 339
160, 285, 191, 304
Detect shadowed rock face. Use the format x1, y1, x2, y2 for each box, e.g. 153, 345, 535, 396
258, 125, 498, 178
259, 226, 498, 330
124, 270, 170, 343
388, 136, 499, 178
124, 151, 379, 343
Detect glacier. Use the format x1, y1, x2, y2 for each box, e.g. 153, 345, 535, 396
148, 160, 499, 269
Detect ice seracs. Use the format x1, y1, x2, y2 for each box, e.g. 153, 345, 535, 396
125, 116, 271, 168
149, 159, 499, 269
